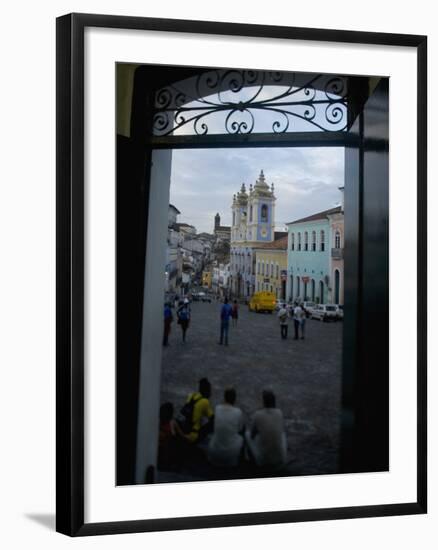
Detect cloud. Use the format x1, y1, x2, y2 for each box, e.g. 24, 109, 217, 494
170, 147, 344, 233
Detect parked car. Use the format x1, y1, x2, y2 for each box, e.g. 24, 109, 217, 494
248, 291, 276, 313
311, 304, 338, 322
197, 291, 211, 303
335, 304, 344, 320
302, 301, 317, 317
275, 299, 285, 311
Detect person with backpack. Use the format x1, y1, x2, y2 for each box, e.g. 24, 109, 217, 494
178, 378, 214, 444
277, 303, 289, 339
219, 297, 233, 346
177, 300, 191, 343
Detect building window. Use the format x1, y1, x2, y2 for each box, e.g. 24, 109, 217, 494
276, 264, 279, 279
320, 230, 325, 251
271, 263, 274, 277
312, 231, 316, 251
261, 262, 264, 275
261, 204, 268, 221
257, 261, 260, 275
232, 212, 235, 226
249, 205, 253, 222
304, 231, 309, 251
298, 232, 302, 251
335, 230, 341, 249
291, 233, 295, 250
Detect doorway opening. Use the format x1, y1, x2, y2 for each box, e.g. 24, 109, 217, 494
116, 64, 389, 486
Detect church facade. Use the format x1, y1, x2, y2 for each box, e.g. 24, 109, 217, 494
229, 170, 279, 298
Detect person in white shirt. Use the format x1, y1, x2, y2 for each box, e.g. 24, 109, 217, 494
277, 304, 289, 339
208, 388, 244, 467
293, 303, 304, 340
245, 390, 287, 469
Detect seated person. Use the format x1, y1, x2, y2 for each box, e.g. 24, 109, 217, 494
245, 390, 287, 469
208, 387, 244, 467
157, 402, 187, 470
184, 378, 214, 444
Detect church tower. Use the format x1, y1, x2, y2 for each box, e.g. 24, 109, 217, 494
214, 212, 220, 231
247, 169, 276, 242
231, 183, 248, 243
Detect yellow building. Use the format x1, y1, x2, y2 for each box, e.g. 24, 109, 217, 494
254, 236, 288, 300
202, 271, 212, 288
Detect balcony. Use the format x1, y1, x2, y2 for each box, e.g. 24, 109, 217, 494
331, 247, 343, 259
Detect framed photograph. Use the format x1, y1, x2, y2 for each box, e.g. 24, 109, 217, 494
56, 13, 427, 536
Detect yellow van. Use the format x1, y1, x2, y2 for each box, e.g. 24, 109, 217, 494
248, 291, 276, 313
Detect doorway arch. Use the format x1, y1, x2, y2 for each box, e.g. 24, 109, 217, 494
117, 63, 390, 484
319, 280, 324, 304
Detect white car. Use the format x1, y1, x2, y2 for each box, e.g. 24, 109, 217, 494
335, 305, 344, 320
302, 301, 317, 317
311, 304, 338, 322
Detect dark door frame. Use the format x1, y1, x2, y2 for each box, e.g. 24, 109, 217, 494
117, 64, 388, 485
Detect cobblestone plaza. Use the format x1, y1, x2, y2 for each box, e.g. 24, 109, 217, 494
160, 301, 343, 481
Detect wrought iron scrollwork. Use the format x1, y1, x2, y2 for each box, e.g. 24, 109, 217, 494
152, 70, 349, 136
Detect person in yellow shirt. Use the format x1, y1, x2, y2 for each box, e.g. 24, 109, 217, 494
185, 378, 214, 444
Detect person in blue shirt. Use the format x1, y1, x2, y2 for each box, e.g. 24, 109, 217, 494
177, 300, 191, 343
219, 297, 233, 346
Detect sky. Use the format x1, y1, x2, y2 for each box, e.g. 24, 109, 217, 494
169, 147, 344, 234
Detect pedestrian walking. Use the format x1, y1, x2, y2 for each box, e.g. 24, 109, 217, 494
300, 302, 307, 339
231, 299, 239, 327
219, 297, 233, 346
163, 302, 173, 346
177, 300, 191, 343
293, 303, 305, 340
277, 303, 289, 339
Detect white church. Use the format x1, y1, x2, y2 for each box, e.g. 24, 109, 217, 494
229, 170, 285, 298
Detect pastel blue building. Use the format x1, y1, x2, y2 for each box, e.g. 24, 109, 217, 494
286, 206, 342, 303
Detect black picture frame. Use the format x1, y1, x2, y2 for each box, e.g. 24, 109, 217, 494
56, 13, 427, 536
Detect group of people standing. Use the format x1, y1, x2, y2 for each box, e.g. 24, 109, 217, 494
277, 302, 307, 340
163, 297, 191, 346
163, 296, 239, 347
158, 378, 287, 473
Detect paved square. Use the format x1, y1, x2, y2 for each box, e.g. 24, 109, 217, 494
160, 301, 342, 480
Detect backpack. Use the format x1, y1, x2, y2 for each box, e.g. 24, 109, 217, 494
176, 394, 201, 434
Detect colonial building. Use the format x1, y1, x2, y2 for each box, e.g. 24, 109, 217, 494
165, 204, 183, 293
176, 222, 197, 237
327, 188, 344, 305
230, 169, 284, 298
212, 262, 231, 298
214, 213, 231, 241
254, 236, 288, 299
286, 202, 344, 304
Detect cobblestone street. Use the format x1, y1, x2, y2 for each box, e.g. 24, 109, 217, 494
160, 300, 343, 481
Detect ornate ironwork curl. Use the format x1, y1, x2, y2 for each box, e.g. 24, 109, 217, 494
152, 70, 349, 136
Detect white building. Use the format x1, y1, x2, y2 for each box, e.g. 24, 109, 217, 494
230, 170, 281, 298
165, 205, 183, 293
